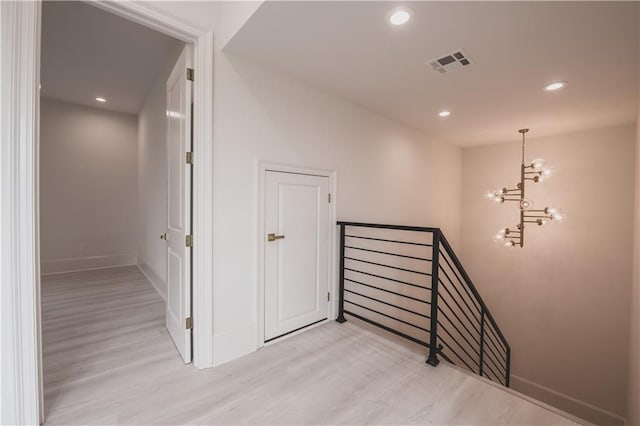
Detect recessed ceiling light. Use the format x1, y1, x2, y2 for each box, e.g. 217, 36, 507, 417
389, 7, 412, 26
543, 81, 567, 92
95, 97, 107, 103
438, 110, 451, 118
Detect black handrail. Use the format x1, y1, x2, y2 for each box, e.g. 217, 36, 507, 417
336, 221, 511, 387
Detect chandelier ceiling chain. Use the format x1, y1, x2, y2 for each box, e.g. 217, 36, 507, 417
485, 129, 564, 248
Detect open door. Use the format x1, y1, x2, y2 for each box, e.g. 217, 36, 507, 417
163, 46, 193, 363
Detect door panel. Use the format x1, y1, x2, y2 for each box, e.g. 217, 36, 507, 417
165, 46, 192, 363
265, 171, 330, 341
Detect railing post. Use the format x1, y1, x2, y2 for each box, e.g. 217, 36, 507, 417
426, 230, 440, 366
479, 308, 485, 376
336, 224, 347, 323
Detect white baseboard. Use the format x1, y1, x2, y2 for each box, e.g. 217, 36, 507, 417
510, 374, 626, 426
41, 254, 137, 275
137, 263, 166, 301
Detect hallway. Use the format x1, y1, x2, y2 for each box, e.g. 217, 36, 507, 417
42, 266, 582, 425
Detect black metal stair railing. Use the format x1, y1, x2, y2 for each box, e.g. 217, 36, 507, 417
336, 221, 511, 387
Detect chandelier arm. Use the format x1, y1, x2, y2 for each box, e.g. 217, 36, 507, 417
486, 128, 561, 248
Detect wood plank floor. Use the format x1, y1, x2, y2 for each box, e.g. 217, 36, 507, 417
42, 266, 582, 425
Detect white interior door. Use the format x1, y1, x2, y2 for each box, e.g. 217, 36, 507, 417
264, 171, 330, 341
164, 46, 193, 363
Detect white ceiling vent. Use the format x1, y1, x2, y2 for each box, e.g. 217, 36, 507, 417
427, 49, 472, 74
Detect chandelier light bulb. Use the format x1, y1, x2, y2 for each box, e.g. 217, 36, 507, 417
519, 198, 534, 211
483, 128, 561, 247
531, 158, 546, 170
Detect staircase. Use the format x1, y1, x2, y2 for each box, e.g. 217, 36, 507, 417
336, 222, 511, 387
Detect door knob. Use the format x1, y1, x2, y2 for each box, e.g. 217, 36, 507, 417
267, 233, 285, 242
160, 233, 168, 240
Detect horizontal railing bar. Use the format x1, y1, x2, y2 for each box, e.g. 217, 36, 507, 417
344, 288, 430, 319
485, 320, 509, 353
436, 289, 481, 340
337, 221, 511, 388
439, 233, 510, 350
482, 347, 507, 379
439, 341, 478, 373
481, 335, 507, 371
481, 336, 507, 372
344, 277, 430, 304
344, 300, 431, 334
438, 300, 480, 355
438, 267, 482, 320
345, 267, 431, 291
345, 234, 432, 247
345, 245, 431, 262
484, 320, 509, 354
436, 305, 481, 349
338, 222, 440, 233
484, 331, 508, 366
482, 367, 497, 382
438, 271, 480, 322
439, 251, 482, 313
438, 350, 455, 365
344, 257, 431, 276
485, 366, 507, 387
437, 322, 481, 367
344, 311, 430, 348
481, 365, 505, 386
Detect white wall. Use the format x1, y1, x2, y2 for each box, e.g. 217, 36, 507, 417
210, 54, 462, 364
40, 98, 138, 274
137, 45, 183, 299
461, 125, 635, 425
147, 1, 462, 366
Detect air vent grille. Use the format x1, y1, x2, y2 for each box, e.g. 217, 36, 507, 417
428, 49, 472, 74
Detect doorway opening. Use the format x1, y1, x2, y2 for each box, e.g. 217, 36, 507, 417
3, 1, 214, 422
39, 1, 193, 420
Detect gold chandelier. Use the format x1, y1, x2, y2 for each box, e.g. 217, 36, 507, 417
485, 129, 563, 248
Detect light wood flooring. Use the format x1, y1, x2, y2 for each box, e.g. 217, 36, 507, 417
42, 266, 583, 425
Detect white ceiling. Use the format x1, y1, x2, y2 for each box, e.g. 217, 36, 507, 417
41, 1, 182, 114
225, 1, 639, 146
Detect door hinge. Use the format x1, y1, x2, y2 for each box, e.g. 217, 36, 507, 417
328, 193, 332, 203
187, 68, 194, 81
327, 292, 330, 302
186, 152, 193, 164
186, 235, 193, 247
186, 317, 193, 329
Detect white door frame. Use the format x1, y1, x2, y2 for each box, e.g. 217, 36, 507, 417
257, 162, 338, 347
0, 2, 214, 423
